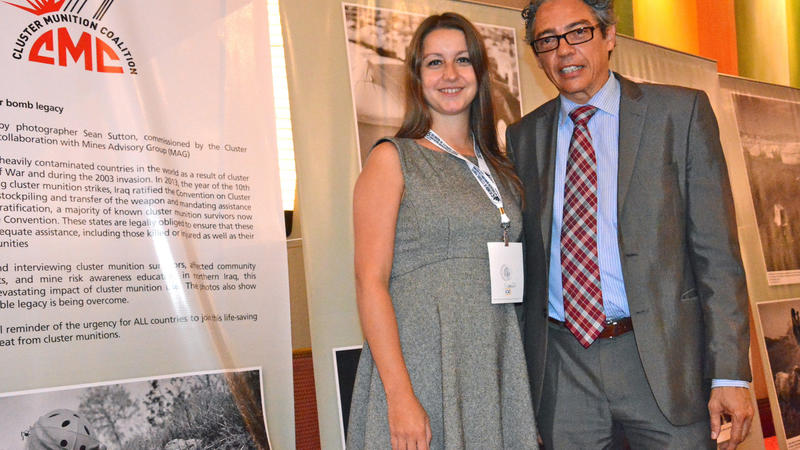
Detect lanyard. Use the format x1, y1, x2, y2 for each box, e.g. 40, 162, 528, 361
424, 130, 511, 244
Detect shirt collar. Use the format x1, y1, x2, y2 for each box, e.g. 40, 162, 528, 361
558, 71, 620, 126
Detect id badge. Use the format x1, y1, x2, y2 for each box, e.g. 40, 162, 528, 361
487, 242, 523, 304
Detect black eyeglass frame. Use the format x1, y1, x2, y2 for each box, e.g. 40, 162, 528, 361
531, 25, 598, 54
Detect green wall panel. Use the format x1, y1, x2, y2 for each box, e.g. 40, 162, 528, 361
734, 0, 791, 86
614, 0, 634, 36
787, 0, 800, 87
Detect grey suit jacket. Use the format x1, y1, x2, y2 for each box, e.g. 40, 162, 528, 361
506, 73, 751, 425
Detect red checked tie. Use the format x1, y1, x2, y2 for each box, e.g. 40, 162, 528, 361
562, 105, 605, 348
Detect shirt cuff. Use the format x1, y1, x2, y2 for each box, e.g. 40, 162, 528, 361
711, 379, 750, 389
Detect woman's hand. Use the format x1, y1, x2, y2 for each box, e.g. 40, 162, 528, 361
388, 392, 432, 450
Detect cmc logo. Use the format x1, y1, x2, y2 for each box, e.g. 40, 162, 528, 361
6, 0, 138, 75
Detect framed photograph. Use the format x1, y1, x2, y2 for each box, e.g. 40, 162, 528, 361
730, 93, 800, 285
0, 368, 269, 449
332, 345, 362, 448
757, 299, 800, 447
342, 3, 523, 166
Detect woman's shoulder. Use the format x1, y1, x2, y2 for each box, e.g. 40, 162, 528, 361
364, 139, 401, 169
369, 137, 428, 172
372, 136, 419, 153
357, 139, 404, 194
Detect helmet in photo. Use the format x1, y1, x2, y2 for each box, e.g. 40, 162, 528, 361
24, 409, 106, 450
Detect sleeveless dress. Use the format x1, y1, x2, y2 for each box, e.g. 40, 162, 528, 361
346, 137, 538, 449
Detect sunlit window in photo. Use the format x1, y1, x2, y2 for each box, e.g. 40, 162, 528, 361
268, 0, 297, 236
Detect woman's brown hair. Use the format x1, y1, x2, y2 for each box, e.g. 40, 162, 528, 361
396, 12, 524, 200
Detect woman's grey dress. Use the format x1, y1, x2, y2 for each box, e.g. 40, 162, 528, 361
346, 138, 538, 449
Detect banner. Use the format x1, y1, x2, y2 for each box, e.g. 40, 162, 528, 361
721, 74, 800, 450
0, 1, 293, 448
610, 38, 768, 450
282, 0, 554, 447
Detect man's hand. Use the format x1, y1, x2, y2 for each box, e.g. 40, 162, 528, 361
709, 386, 754, 450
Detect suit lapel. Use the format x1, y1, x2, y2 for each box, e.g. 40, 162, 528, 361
536, 75, 645, 270
538, 100, 559, 271
616, 74, 647, 217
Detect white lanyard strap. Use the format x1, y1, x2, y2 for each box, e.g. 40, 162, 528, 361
424, 130, 511, 241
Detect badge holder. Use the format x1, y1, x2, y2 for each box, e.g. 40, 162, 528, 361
488, 221, 523, 304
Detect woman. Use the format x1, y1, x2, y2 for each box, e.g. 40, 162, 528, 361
348, 12, 537, 449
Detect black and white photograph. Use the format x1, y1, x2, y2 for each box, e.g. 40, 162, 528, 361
342, 3, 523, 165
0, 368, 269, 450
732, 93, 800, 285
332, 346, 362, 448
758, 299, 800, 446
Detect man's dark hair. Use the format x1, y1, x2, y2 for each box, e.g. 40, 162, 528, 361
522, 0, 616, 45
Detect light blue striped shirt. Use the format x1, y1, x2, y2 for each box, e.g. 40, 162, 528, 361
548, 73, 629, 321
546, 72, 746, 388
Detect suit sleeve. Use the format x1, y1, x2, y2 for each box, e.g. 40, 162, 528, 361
686, 90, 751, 382
505, 125, 526, 329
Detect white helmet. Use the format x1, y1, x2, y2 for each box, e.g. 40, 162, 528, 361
24, 409, 106, 450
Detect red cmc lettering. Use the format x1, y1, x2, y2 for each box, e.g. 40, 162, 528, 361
58, 27, 92, 70
95, 38, 123, 74
29, 30, 55, 65
27, 27, 123, 74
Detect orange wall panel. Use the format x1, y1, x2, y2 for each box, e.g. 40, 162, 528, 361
696, 0, 739, 75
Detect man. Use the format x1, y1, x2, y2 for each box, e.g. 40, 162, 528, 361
506, 0, 754, 448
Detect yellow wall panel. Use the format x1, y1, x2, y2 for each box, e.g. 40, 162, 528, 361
632, 0, 699, 54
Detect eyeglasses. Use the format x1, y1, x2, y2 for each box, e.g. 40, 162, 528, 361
532, 25, 597, 53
